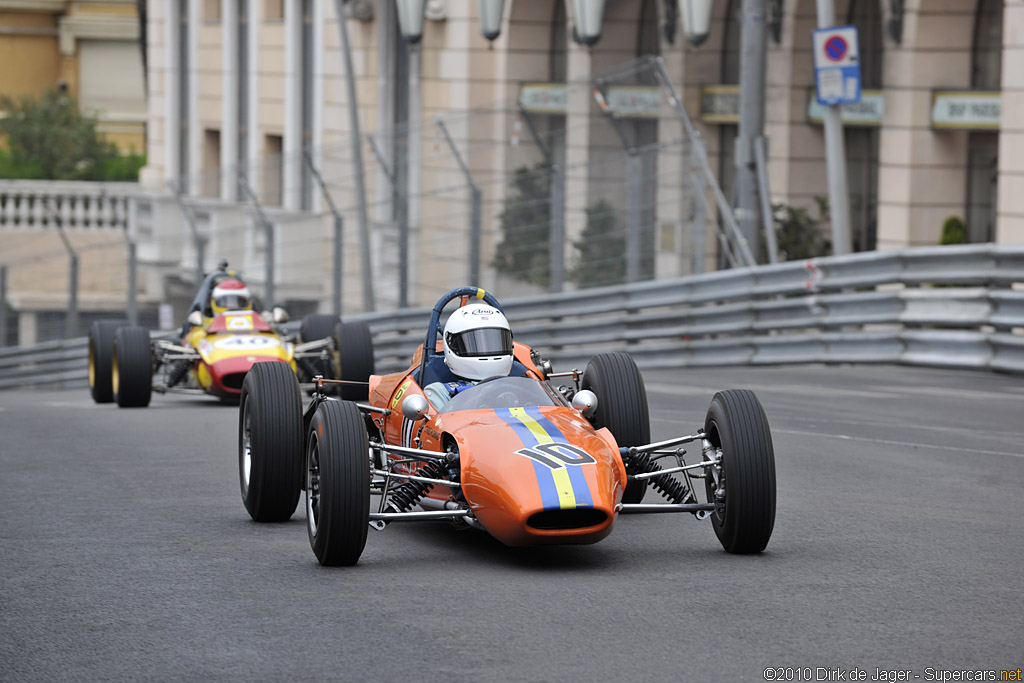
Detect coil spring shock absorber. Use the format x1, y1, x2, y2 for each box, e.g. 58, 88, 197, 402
166, 360, 191, 388
384, 459, 448, 513
622, 450, 692, 504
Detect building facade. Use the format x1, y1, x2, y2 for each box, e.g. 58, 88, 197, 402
0, 0, 146, 150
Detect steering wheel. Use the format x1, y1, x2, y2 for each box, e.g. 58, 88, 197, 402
419, 287, 505, 382
475, 375, 507, 385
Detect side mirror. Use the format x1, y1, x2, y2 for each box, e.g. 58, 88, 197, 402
572, 389, 598, 418
187, 311, 203, 326
401, 394, 430, 422
272, 307, 289, 324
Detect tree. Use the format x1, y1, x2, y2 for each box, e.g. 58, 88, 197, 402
571, 200, 625, 288
0, 88, 144, 181
939, 215, 967, 245
492, 165, 552, 287
772, 196, 832, 261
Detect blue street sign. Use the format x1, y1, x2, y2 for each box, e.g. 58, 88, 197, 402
813, 26, 861, 106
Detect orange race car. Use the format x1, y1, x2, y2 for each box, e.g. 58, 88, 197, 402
238, 287, 776, 566
87, 264, 373, 408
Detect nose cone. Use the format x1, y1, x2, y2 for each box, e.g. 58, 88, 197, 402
437, 407, 626, 546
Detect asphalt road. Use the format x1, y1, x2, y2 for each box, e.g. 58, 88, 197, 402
2, 364, 1022, 682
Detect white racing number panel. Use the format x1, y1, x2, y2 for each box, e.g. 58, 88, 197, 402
211, 336, 282, 351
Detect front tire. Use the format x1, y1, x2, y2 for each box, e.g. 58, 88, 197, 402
112, 326, 152, 408
88, 319, 124, 403
239, 362, 304, 522
306, 400, 370, 566
704, 389, 776, 554
332, 321, 375, 401
581, 352, 650, 503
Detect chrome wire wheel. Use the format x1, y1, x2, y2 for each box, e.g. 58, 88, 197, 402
88, 343, 96, 388
111, 347, 120, 396
240, 398, 252, 495
306, 433, 321, 538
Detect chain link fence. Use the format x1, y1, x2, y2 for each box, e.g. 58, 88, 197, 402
1, 57, 746, 346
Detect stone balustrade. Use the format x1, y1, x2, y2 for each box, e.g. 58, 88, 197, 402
0, 180, 140, 231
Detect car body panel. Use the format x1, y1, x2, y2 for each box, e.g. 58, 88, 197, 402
371, 353, 628, 547
185, 311, 294, 398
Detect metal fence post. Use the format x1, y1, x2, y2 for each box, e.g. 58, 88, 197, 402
169, 180, 206, 284
127, 241, 138, 326
470, 187, 482, 286
549, 166, 565, 292
0, 265, 8, 346
304, 151, 347, 316
332, 0, 374, 312
691, 138, 708, 275
237, 169, 276, 308
333, 214, 343, 317
650, 57, 756, 268
367, 135, 409, 308
437, 119, 481, 286
626, 152, 643, 283
67, 254, 79, 339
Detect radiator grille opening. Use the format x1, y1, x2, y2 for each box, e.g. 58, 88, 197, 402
527, 509, 607, 531
222, 372, 246, 391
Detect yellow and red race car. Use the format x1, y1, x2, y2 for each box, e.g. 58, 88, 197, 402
87, 266, 373, 408
238, 287, 776, 566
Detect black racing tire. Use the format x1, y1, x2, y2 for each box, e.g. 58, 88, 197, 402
88, 319, 124, 403
300, 314, 341, 344
306, 400, 370, 566
581, 352, 651, 504
332, 321, 375, 401
238, 361, 304, 522
112, 326, 152, 408
299, 314, 342, 381
703, 389, 776, 554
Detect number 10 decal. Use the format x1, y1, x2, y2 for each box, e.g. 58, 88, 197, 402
516, 442, 595, 469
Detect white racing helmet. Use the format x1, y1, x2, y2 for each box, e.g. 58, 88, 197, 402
442, 303, 514, 381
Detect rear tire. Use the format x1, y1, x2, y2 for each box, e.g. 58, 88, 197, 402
88, 319, 124, 403
581, 352, 650, 503
306, 400, 370, 566
298, 314, 341, 382
703, 389, 776, 554
112, 326, 152, 408
239, 361, 304, 522
332, 321, 375, 401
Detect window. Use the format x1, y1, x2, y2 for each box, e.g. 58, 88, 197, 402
264, 0, 284, 21
203, 0, 221, 22
203, 129, 221, 197
264, 134, 283, 205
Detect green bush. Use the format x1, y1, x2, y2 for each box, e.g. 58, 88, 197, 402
772, 196, 832, 261
571, 200, 625, 288
939, 216, 967, 245
492, 165, 551, 288
0, 88, 144, 181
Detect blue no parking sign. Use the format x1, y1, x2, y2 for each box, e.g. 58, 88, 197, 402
813, 26, 861, 106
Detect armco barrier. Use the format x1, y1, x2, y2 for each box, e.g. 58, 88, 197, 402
2, 244, 1024, 391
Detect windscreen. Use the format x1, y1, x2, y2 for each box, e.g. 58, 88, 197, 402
439, 376, 569, 414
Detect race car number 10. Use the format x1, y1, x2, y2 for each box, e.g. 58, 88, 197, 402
516, 442, 595, 470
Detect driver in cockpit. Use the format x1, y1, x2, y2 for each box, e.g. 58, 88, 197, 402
423, 303, 515, 409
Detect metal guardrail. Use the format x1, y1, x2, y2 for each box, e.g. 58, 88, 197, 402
2, 245, 1023, 391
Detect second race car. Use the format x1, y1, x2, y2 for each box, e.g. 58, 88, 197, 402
87, 262, 374, 407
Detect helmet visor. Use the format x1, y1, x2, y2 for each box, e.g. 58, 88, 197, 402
213, 294, 251, 311
446, 328, 513, 357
